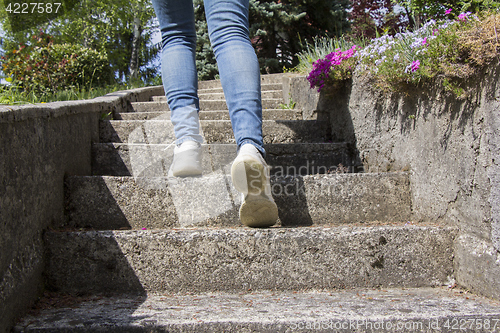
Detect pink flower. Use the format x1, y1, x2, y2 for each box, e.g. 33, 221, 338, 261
422, 37, 427, 45
458, 12, 470, 21
411, 60, 420, 72
445, 8, 452, 15
141, 227, 147, 230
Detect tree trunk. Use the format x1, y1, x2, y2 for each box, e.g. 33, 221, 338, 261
129, 16, 141, 80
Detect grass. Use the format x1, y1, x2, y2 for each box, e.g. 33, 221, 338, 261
0, 81, 157, 106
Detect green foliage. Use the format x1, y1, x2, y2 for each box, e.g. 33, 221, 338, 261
250, 0, 350, 73
279, 95, 296, 109
194, 0, 219, 81
393, 0, 499, 28
191, 0, 351, 80
0, 0, 160, 83
3, 0, 79, 33
2, 31, 112, 94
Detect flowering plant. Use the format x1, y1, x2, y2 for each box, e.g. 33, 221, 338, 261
307, 46, 357, 92
305, 11, 499, 96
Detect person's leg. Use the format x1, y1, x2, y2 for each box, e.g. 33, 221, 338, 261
151, 0, 203, 145
204, 0, 277, 227
152, 0, 203, 177
203, 0, 265, 156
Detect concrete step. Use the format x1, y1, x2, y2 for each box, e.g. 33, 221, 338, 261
153, 92, 283, 103
140, 83, 283, 100
64, 172, 411, 229
151, 90, 283, 102
91, 143, 354, 177
43, 226, 454, 295
194, 74, 284, 90
132, 99, 283, 112
197, 82, 283, 95
117, 109, 301, 121
99, 119, 329, 144
16, 287, 500, 333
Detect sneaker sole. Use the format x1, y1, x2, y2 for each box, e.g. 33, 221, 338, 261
231, 157, 266, 195
239, 196, 279, 227
171, 167, 203, 177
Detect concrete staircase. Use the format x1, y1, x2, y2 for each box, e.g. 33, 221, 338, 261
14, 74, 500, 332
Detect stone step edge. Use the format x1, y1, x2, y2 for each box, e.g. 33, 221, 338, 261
92, 142, 349, 151
14, 287, 500, 333
197, 89, 283, 95
102, 119, 315, 124
90, 142, 357, 179
137, 98, 284, 103
122, 108, 292, 113
65, 172, 411, 229
153, 92, 284, 102
99, 118, 331, 145
196, 73, 285, 88
198, 83, 283, 93
115, 109, 301, 120
128, 99, 286, 112
44, 226, 456, 294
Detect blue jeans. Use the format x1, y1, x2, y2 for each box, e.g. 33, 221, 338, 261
152, 0, 265, 156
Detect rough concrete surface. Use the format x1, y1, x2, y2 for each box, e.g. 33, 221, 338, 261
120, 109, 301, 121
44, 227, 455, 294
198, 83, 282, 95
0, 85, 163, 333
286, 60, 500, 300
99, 119, 330, 144
454, 233, 500, 299
283, 74, 320, 120
0, 85, 178, 333
14, 287, 500, 332
65, 172, 411, 229
153, 89, 282, 102
137, 99, 283, 111
91, 142, 352, 176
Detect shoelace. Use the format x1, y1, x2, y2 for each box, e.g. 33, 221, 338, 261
164, 140, 177, 151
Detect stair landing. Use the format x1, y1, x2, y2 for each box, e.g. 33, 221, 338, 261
14, 287, 500, 332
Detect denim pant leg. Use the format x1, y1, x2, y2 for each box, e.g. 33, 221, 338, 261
204, 0, 266, 156
151, 0, 203, 144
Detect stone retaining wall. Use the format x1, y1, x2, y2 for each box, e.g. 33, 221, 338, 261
284, 61, 500, 300
0, 86, 162, 333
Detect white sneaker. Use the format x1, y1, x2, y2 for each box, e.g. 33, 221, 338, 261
231, 144, 278, 227
168, 141, 203, 177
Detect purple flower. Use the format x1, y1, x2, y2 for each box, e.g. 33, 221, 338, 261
445, 8, 452, 15
307, 45, 357, 92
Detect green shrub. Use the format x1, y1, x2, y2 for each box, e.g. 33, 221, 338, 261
1, 31, 113, 95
